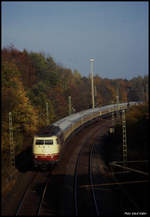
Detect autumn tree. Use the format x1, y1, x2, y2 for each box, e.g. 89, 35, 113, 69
2, 60, 38, 154
127, 76, 146, 102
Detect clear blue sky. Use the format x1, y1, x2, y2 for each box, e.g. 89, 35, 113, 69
2, 1, 148, 79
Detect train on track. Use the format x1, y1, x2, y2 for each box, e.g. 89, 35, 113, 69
32, 102, 139, 168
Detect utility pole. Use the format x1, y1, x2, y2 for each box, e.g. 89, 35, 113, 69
122, 109, 127, 165
9, 112, 15, 168
94, 86, 97, 107
46, 102, 49, 126
68, 96, 72, 115
90, 58, 95, 109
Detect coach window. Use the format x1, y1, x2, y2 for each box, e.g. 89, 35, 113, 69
45, 140, 53, 145
36, 140, 44, 145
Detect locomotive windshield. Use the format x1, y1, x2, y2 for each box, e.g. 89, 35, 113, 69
35, 139, 53, 145
36, 140, 44, 145
45, 140, 53, 145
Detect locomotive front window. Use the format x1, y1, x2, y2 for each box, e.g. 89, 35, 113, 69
45, 140, 53, 145
36, 140, 44, 145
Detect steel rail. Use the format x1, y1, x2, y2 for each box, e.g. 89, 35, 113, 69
80, 179, 149, 188
109, 165, 140, 210
89, 144, 100, 216
110, 161, 149, 176
15, 173, 38, 216
73, 143, 83, 216
36, 177, 49, 216
73, 127, 101, 216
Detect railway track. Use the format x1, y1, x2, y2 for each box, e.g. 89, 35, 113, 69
15, 172, 37, 215
89, 144, 100, 216
15, 171, 51, 216
36, 176, 50, 216
73, 120, 111, 216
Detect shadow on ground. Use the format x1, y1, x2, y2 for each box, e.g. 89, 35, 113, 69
15, 147, 34, 172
